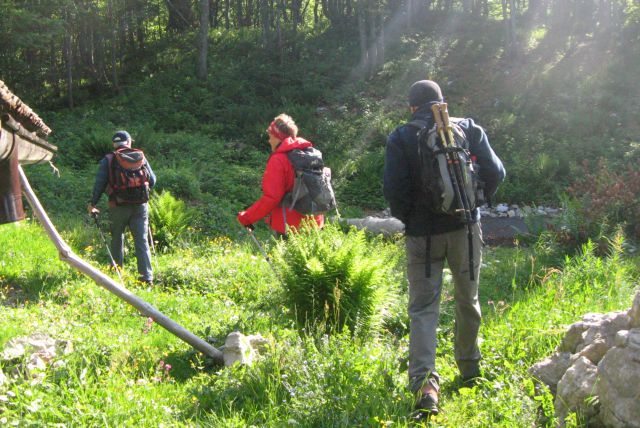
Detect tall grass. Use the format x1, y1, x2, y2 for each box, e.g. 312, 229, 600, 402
0, 220, 637, 426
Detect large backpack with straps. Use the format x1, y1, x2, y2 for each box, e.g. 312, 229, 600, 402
107, 148, 151, 205
280, 147, 337, 215
409, 118, 485, 218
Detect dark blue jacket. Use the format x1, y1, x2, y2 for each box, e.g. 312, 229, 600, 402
91, 154, 156, 206
383, 104, 505, 236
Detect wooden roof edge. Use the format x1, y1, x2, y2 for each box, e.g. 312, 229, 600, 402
0, 79, 52, 136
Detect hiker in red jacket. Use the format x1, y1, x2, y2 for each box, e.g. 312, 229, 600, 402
237, 114, 324, 235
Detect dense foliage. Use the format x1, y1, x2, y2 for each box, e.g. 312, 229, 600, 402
1, 1, 640, 426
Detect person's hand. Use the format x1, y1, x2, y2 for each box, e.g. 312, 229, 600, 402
237, 211, 252, 227
88, 204, 100, 218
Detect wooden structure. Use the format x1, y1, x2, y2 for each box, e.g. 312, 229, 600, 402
0, 79, 223, 363
0, 79, 57, 224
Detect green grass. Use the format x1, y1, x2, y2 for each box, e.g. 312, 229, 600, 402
0, 220, 637, 426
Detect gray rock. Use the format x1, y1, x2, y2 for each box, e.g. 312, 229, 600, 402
496, 203, 509, 213
629, 292, 640, 328
614, 330, 629, 348
529, 352, 572, 392
344, 216, 404, 236
555, 357, 599, 426
597, 344, 640, 428
223, 332, 268, 367
581, 312, 630, 349
628, 328, 640, 351
559, 322, 588, 353
577, 338, 609, 365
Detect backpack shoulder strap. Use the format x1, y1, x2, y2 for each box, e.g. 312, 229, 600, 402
406, 119, 430, 130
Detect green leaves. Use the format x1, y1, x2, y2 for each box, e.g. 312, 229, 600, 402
148, 191, 194, 250
274, 222, 397, 337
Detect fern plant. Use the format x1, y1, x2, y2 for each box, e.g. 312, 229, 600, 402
274, 222, 397, 338
148, 190, 194, 250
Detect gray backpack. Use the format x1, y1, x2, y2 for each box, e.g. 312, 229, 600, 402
410, 119, 485, 217
281, 147, 337, 215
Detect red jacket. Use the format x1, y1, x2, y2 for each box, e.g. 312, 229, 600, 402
238, 137, 324, 234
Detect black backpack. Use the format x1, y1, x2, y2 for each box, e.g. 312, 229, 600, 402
409, 119, 485, 218
280, 147, 337, 215
107, 148, 151, 205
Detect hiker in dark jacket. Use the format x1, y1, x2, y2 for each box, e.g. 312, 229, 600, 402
237, 113, 324, 235
384, 80, 505, 419
88, 130, 156, 284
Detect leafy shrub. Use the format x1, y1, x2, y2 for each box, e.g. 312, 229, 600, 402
273, 222, 397, 337
566, 159, 640, 241
148, 191, 194, 249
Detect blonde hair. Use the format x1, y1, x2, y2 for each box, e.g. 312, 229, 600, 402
271, 113, 298, 138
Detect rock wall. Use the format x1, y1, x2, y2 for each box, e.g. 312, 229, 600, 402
530, 291, 640, 427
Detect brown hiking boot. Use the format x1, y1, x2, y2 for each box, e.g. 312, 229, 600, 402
412, 377, 439, 420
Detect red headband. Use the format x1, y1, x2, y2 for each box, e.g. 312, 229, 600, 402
267, 120, 288, 141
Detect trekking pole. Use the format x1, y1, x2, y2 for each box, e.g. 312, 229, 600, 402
244, 225, 283, 282
432, 103, 476, 281
147, 222, 161, 277
91, 212, 124, 283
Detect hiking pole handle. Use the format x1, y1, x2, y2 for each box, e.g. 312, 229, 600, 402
431, 103, 444, 134
440, 103, 457, 147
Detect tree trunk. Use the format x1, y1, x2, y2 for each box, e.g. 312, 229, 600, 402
358, 1, 368, 70
64, 18, 74, 108
197, 0, 210, 80
276, 0, 284, 66
260, 0, 270, 48
368, 1, 377, 78
225, 0, 230, 29
108, 0, 120, 92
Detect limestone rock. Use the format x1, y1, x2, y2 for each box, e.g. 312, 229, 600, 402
529, 352, 572, 392
580, 312, 630, 350
559, 321, 588, 353
2, 333, 72, 363
344, 216, 404, 236
555, 357, 599, 426
576, 338, 609, 365
629, 291, 640, 328
223, 332, 268, 367
597, 338, 640, 428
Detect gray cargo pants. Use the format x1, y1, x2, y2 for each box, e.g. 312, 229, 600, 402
109, 204, 153, 282
406, 223, 483, 392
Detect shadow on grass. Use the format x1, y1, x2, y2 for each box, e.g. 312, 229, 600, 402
162, 347, 224, 384
0, 271, 70, 307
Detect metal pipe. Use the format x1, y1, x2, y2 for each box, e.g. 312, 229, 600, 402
18, 165, 224, 363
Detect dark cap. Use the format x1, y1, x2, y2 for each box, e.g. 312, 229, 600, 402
408, 80, 443, 107
112, 130, 133, 145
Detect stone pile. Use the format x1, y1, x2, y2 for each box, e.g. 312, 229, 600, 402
340, 203, 561, 237
480, 203, 562, 219
529, 291, 640, 427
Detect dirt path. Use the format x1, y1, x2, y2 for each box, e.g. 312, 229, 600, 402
481, 216, 528, 246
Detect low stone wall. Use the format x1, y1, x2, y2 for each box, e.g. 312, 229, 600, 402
530, 291, 640, 427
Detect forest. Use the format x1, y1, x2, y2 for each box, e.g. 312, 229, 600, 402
0, 0, 639, 426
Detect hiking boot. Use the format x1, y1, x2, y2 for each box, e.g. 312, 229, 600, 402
412, 377, 439, 420
138, 278, 154, 286
461, 372, 481, 387
415, 390, 438, 414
